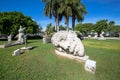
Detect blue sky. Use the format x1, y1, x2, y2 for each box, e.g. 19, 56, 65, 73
0, 0, 120, 30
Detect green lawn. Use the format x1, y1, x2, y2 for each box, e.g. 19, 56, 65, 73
0, 39, 120, 80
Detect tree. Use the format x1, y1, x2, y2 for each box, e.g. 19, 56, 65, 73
75, 23, 82, 31
0, 11, 39, 35
42, 0, 87, 31
75, 23, 93, 36
107, 21, 115, 32
70, 0, 87, 30
58, 0, 87, 31
45, 23, 54, 37
113, 25, 120, 37
59, 0, 73, 31
82, 23, 93, 35
94, 20, 108, 37
42, 0, 62, 32
59, 25, 66, 30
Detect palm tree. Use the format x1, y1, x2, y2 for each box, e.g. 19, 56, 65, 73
42, 0, 87, 31
42, 0, 62, 32
42, 0, 53, 18
70, 0, 87, 30
59, 0, 87, 31
59, 0, 72, 31
52, 0, 62, 32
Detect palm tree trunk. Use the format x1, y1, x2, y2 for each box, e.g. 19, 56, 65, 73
72, 15, 75, 31
66, 18, 69, 31
55, 16, 59, 32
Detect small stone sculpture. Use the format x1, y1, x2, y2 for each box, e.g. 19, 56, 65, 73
94, 32, 98, 38
15, 26, 25, 44
88, 34, 91, 38
100, 31, 104, 38
7, 34, 12, 44
99, 31, 105, 40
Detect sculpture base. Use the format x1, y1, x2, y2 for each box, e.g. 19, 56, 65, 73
98, 38, 106, 40
43, 37, 51, 44
0, 45, 6, 48
20, 46, 33, 50
0, 43, 14, 48
55, 49, 89, 62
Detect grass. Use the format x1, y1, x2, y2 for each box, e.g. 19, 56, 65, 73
0, 39, 120, 80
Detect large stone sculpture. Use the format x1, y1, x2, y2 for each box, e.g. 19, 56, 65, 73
51, 31, 96, 74
51, 31, 88, 61
15, 26, 25, 44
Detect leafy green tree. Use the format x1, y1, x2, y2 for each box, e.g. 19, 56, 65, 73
0, 11, 39, 35
107, 21, 115, 32
94, 20, 108, 37
59, 25, 66, 30
75, 23, 93, 36
75, 23, 82, 31
45, 23, 54, 37
114, 25, 120, 37
82, 23, 93, 33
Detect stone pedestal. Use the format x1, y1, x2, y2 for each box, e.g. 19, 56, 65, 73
43, 37, 51, 44
21, 46, 33, 50
0, 45, 6, 48
55, 50, 89, 62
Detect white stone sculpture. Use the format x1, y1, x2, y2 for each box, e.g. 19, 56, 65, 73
88, 34, 91, 39
15, 26, 25, 44
8, 34, 12, 42
94, 32, 98, 38
99, 31, 105, 40
51, 31, 89, 62
7, 34, 12, 45
51, 31, 96, 73
100, 31, 104, 38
